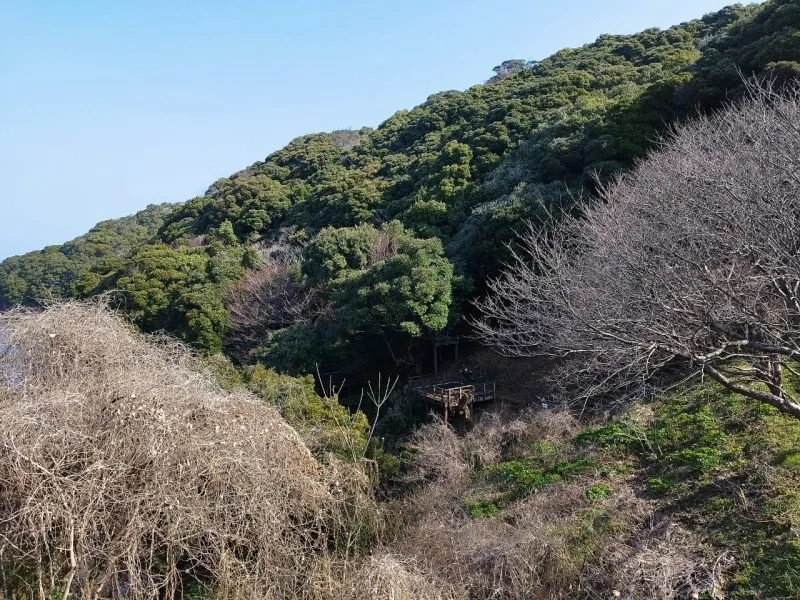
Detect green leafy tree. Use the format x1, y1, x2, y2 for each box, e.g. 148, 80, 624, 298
325, 222, 454, 364
91, 244, 246, 353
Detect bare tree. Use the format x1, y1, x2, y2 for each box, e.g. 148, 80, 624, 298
224, 241, 324, 360
474, 80, 800, 418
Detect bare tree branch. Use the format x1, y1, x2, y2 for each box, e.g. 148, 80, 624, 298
474, 79, 800, 417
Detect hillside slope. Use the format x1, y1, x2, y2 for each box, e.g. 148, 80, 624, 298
0, 203, 174, 308
389, 379, 800, 599
1, 0, 798, 374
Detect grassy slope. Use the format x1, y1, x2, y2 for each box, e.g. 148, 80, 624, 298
434, 380, 800, 598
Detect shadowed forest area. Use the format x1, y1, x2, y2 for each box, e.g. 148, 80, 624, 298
3, 1, 800, 598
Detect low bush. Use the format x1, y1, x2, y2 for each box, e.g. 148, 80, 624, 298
0, 302, 379, 600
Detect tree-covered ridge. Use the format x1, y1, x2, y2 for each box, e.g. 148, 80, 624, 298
1, 0, 798, 374
0, 203, 175, 309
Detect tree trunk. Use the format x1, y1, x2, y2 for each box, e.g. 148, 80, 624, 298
704, 364, 800, 419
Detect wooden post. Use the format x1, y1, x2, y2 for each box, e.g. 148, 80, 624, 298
444, 395, 449, 426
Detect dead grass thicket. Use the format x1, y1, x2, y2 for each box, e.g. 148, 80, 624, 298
392, 411, 719, 599
0, 301, 722, 599
0, 302, 378, 600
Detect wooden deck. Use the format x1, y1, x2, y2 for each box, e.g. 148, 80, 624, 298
411, 378, 496, 424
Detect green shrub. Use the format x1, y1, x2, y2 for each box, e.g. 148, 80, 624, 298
664, 446, 723, 473
243, 365, 369, 460
584, 483, 613, 501
645, 477, 675, 495
483, 457, 592, 500
463, 497, 502, 519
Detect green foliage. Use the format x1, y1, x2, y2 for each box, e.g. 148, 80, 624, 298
332, 222, 453, 338
584, 482, 613, 501
482, 457, 592, 501
463, 496, 502, 519
302, 165, 384, 229
577, 379, 800, 599
645, 476, 676, 495
80, 243, 248, 353
2, 5, 798, 595
649, 393, 746, 477
247, 220, 455, 374
304, 224, 380, 284
253, 324, 321, 375
365, 436, 402, 480
485, 459, 560, 499
209, 220, 238, 246
98, 246, 222, 352
243, 365, 369, 460
454, 376, 800, 597
690, 0, 800, 106
2, 1, 796, 375
664, 445, 724, 473
576, 421, 643, 453
0, 204, 174, 308
450, 370, 800, 598
203, 353, 245, 391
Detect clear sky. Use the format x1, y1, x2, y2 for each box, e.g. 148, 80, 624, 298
0, 0, 746, 260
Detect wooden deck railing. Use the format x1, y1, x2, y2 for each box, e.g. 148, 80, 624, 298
412, 379, 497, 424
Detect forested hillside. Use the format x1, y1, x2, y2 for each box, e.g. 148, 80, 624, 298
2, 0, 799, 378
0, 203, 174, 308
5, 2, 800, 599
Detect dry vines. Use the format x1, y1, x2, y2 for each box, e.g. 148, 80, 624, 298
0, 301, 377, 600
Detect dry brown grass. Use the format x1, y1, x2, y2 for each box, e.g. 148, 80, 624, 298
593, 519, 722, 600
404, 419, 470, 486
309, 553, 460, 600
0, 301, 378, 600
463, 408, 579, 469
393, 412, 718, 600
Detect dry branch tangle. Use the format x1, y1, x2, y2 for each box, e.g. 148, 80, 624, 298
0, 301, 376, 600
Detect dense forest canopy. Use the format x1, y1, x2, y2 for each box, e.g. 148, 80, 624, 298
2, 0, 799, 377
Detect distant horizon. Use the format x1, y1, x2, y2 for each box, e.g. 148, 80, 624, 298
1, 0, 750, 260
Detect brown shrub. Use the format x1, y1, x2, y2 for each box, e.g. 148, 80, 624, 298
588, 519, 722, 600
223, 249, 316, 361
308, 553, 462, 600
368, 230, 400, 266
0, 301, 377, 600
404, 420, 470, 486
395, 479, 643, 599
0, 301, 722, 599
463, 408, 579, 468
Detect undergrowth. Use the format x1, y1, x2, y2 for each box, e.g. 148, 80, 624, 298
11, 303, 800, 598
396, 377, 800, 599
576, 381, 800, 599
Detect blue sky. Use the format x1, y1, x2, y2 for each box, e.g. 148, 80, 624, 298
1, 0, 746, 260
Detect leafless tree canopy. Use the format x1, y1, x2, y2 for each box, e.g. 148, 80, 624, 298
224, 241, 321, 360
475, 80, 800, 418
